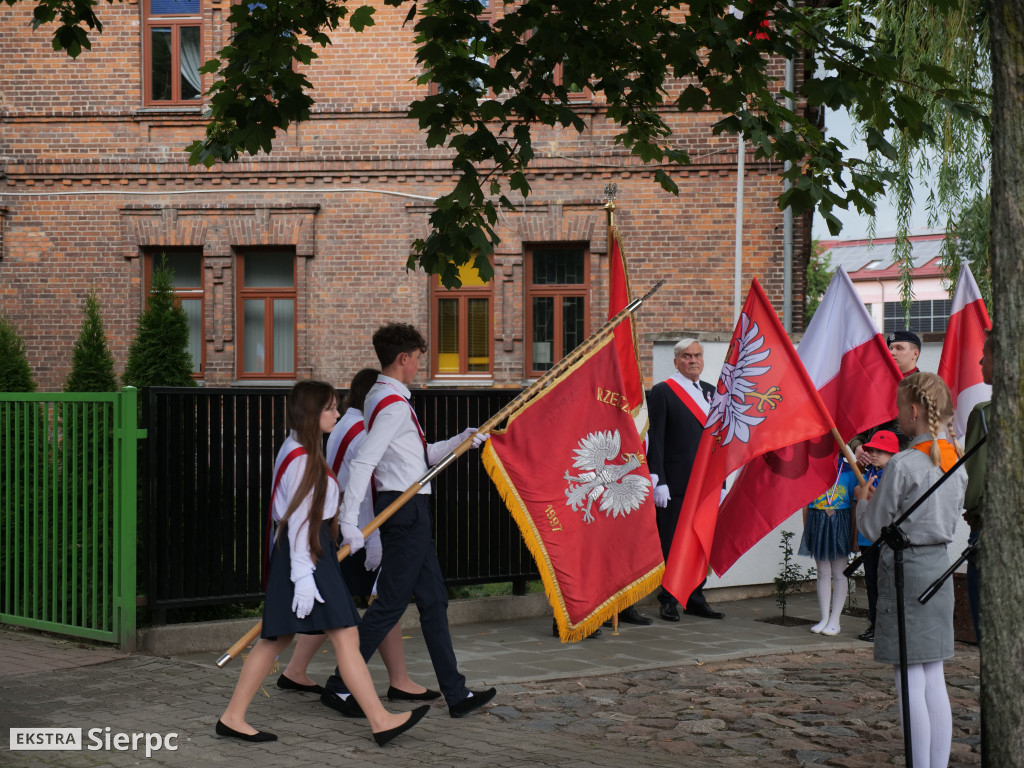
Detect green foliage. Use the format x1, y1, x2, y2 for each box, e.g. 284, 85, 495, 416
18, 0, 988, 288
123, 257, 198, 389
773, 530, 815, 621
804, 242, 832, 324
0, 313, 36, 392
944, 192, 992, 312
64, 290, 118, 393
842, 0, 990, 315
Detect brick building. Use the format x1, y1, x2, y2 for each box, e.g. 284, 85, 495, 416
0, 1, 811, 391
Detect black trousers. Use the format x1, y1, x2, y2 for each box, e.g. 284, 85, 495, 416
655, 493, 709, 610
325, 492, 468, 705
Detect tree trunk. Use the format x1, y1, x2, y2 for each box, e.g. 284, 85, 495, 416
981, 1, 1024, 765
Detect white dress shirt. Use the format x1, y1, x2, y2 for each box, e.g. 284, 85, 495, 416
326, 407, 374, 528
339, 375, 464, 527
272, 433, 339, 583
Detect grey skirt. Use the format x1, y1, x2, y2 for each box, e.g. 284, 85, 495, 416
874, 543, 954, 665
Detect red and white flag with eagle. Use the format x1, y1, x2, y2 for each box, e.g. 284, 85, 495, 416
481, 333, 662, 643
662, 279, 838, 603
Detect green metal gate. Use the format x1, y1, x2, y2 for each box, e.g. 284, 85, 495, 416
0, 388, 144, 647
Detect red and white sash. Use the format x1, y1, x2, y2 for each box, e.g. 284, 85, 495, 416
665, 374, 710, 427
366, 382, 428, 459
330, 419, 365, 477
263, 444, 307, 588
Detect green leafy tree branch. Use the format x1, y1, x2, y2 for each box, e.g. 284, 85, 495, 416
12, 0, 988, 287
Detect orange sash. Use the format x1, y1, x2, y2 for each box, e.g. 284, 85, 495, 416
912, 439, 958, 471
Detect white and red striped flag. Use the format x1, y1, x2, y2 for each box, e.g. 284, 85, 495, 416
938, 263, 992, 439
709, 267, 903, 576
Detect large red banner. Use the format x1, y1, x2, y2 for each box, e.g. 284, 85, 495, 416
482, 336, 663, 642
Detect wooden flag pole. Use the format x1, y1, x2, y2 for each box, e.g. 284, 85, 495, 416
831, 427, 866, 485
216, 280, 666, 668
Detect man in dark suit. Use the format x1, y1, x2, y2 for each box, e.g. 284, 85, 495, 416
646, 338, 724, 621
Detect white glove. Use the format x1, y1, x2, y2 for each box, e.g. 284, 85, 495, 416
340, 521, 364, 555
649, 474, 659, 488
459, 426, 490, 448
653, 484, 670, 508
472, 429, 490, 448
364, 531, 382, 571
292, 573, 324, 620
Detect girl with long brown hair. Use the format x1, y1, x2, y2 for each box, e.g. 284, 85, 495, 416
217, 380, 427, 746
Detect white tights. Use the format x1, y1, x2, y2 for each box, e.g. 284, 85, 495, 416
893, 661, 952, 768
810, 557, 847, 634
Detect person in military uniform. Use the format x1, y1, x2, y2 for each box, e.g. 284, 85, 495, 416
851, 329, 923, 468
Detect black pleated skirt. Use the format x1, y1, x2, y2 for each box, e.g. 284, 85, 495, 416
261, 520, 360, 639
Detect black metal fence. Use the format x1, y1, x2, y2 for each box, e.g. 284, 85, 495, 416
142, 387, 538, 622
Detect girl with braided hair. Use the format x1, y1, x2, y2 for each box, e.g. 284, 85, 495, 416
855, 372, 966, 768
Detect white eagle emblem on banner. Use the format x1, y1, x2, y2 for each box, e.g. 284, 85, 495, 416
707, 312, 783, 447
564, 430, 651, 523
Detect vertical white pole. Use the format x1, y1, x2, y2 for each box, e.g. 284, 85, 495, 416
734, 134, 745, 318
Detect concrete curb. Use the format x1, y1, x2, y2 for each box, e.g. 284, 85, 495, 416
136, 583, 784, 656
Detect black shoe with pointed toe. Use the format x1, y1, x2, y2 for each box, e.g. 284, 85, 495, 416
387, 686, 442, 702
373, 705, 429, 747
215, 720, 278, 743
277, 674, 325, 695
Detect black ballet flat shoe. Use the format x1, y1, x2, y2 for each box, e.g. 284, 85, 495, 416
277, 674, 325, 695
320, 689, 366, 718
449, 687, 497, 718
387, 685, 442, 702
215, 720, 278, 742
373, 705, 429, 746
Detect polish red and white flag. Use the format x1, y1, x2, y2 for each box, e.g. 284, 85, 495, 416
664, 279, 838, 602
938, 263, 992, 439
709, 268, 902, 576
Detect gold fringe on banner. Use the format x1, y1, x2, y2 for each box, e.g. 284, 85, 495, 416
482, 441, 664, 644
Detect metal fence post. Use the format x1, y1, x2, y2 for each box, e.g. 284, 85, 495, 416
116, 387, 144, 650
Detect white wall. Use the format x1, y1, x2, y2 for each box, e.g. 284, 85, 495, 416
648, 338, 971, 589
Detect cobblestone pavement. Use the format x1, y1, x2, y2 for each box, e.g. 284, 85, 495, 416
1, 595, 981, 767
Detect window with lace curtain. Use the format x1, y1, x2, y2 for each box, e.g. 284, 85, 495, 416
237, 250, 296, 379
430, 262, 493, 379
145, 0, 202, 105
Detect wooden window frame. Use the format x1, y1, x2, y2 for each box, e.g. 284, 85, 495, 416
429, 274, 494, 380
236, 249, 297, 380
143, 0, 202, 106
525, 243, 590, 377
144, 248, 205, 378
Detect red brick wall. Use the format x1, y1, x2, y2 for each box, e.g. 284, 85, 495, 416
0, 2, 810, 391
